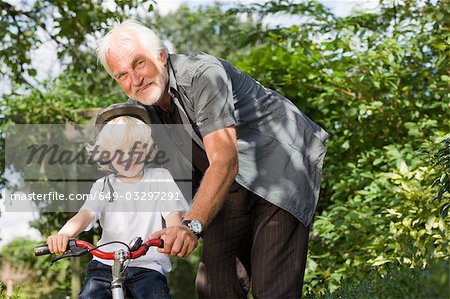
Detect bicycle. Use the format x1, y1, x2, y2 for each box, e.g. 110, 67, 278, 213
34, 237, 164, 299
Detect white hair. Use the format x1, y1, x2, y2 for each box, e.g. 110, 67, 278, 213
96, 20, 167, 76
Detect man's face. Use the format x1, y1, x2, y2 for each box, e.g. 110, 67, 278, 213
106, 39, 169, 105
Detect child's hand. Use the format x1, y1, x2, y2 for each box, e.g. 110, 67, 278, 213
47, 234, 70, 254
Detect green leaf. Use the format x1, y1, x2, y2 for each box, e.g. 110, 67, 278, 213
441, 75, 450, 82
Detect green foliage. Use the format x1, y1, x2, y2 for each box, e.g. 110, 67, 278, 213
4, 73, 122, 125
146, 3, 265, 61
2, 0, 449, 297
348, 258, 448, 298
306, 146, 449, 294
0, 238, 71, 298
314, 258, 449, 299
0, 286, 23, 299
168, 242, 202, 299
0, 0, 154, 87
432, 138, 450, 217
234, 0, 450, 295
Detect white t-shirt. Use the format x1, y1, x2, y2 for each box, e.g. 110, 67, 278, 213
80, 167, 189, 275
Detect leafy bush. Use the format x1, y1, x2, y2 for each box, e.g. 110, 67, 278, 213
235, 0, 449, 294
314, 258, 449, 299
431, 138, 450, 217
0, 238, 71, 298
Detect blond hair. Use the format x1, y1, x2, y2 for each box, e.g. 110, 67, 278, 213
87, 116, 156, 171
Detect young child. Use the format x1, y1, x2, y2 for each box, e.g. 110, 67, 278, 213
46, 104, 189, 299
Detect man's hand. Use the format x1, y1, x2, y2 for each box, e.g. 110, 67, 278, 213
148, 226, 198, 258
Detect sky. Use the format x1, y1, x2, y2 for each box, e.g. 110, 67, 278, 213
0, 0, 380, 248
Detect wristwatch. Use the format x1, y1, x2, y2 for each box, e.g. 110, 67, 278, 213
182, 219, 203, 238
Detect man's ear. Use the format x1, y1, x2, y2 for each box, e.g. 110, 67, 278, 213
159, 51, 168, 67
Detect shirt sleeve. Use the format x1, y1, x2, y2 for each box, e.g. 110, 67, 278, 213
159, 169, 190, 220
79, 180, 104, 231
191, 63, 238, 137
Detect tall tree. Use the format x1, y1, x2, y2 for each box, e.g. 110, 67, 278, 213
0, 0, 154, 89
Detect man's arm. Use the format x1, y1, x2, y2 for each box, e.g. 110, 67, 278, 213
184, 126, 238, 227
149, 126, 238, 256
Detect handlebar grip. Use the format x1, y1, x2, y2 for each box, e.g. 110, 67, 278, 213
35, 239, 75, 256
34, 244, 51, 256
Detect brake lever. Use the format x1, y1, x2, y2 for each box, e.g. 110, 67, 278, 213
130, 237, 143, 252
50, 247, 89, 266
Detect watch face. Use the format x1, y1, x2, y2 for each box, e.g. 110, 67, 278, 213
190, 220, 202, 233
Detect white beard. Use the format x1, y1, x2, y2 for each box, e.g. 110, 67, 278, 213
130, 65, 169, 106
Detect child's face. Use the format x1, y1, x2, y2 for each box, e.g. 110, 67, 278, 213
109, 142, 149, 178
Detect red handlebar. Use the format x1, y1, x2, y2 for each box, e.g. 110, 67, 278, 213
74, 239, 164, 260
34, 238, 164, 260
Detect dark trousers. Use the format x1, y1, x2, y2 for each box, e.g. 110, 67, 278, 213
78, 260, 170, 299
196, 187, 310, 299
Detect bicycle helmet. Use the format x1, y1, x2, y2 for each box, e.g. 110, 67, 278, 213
96, 102, 151, 125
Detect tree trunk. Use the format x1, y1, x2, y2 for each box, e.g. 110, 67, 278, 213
71, 257, 81, 299
6, 279, 13, 297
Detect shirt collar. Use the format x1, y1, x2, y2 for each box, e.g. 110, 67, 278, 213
166, 55, 179, 115
168, 55, 178, 92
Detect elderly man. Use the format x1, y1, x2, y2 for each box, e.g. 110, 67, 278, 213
96, 20, 328, 298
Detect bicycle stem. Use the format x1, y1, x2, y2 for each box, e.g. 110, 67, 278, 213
111, 249, 127, 299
